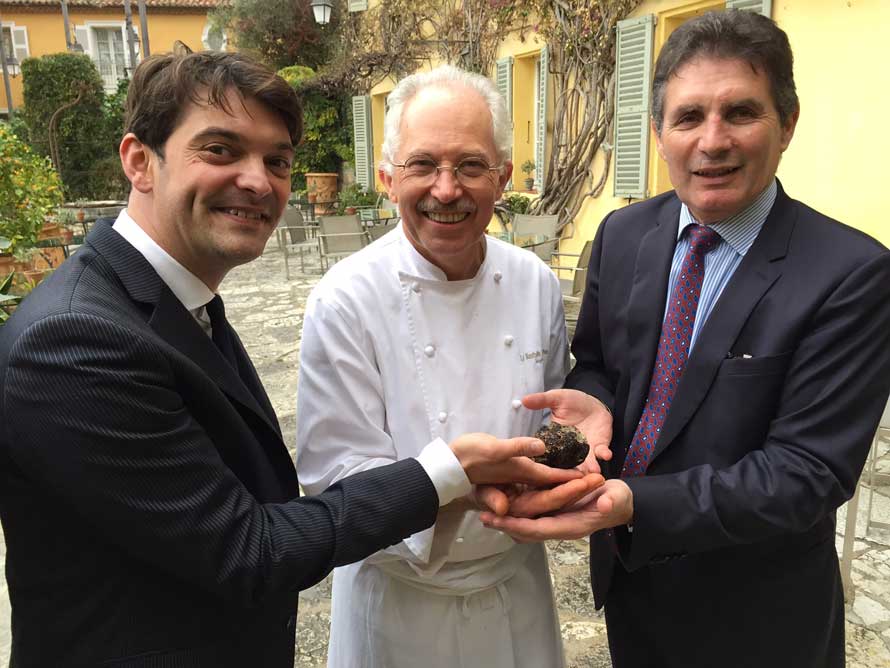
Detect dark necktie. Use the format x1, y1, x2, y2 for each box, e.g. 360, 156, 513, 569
621, 224, 721, 478
205, 295, 238, 369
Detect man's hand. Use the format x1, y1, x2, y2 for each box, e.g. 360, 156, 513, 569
474, 473, 605, 517
523, 389, 613, 474
478, 479, 633, 541
449, 433, 583, 490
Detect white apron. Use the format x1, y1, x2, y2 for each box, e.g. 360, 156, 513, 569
296, 227, 569, 668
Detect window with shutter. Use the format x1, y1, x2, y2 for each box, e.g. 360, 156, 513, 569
74, 25, 90, 55
352, 95, 374, 191
202, 19, 227, 51
495, 57, 513, 190
613, 14, 655, 199
1, 24, 28, 76
534, 46, 548, 194
348, 0, 368, 11
725, 0, 772, 16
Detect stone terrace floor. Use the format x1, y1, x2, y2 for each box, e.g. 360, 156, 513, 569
1, 234, 889, 667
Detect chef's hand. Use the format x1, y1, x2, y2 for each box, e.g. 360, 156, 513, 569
449, 433, 583, 493
522, 389, 613, 474
473, 472, 605, 517
479, 479, 633, 542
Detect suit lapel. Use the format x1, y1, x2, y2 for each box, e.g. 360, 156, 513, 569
86, 220, 283, 441
621, 197, 681, 451
653, 187, 796, 458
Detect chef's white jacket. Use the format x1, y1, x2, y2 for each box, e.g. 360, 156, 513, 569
296, 226, 569, 668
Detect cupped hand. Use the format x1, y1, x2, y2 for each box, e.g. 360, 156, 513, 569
523, 389, 613, 473
473, 473, 604, 517
478, 479, 633, 542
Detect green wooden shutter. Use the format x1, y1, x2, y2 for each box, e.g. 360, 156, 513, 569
725, 0, 772, 16
352, 95, 374, 190
348, 0, 368, 12
534, 46, 548, 194
613, 14, 654, 199
495, 56, 513, 190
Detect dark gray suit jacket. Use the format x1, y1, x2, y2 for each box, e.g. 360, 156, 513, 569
0, 219, 438, 667
567, 183, 890, 667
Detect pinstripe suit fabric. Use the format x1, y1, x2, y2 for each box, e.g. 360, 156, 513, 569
0, 219, 438, 667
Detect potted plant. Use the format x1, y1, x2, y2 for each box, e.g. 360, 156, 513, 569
521, 160, 536, 191
336, 183, 378, 216
0, 124, 64, 284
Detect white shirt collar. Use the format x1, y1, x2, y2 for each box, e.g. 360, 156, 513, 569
112, 209, 215, 312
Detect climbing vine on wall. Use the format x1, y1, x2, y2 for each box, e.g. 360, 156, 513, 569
518, 0, 642, 230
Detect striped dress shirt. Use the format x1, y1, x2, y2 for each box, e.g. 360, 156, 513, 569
665, 179, 777, 351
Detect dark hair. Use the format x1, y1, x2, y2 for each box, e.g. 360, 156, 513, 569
124, 51, 302, 157
651, 9, 798, 134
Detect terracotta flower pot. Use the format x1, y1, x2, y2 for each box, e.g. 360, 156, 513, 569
306, 173, 338, 215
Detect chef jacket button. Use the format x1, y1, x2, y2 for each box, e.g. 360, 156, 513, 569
511, 399, 522, 409
412, 282, 421, 293
424, 345, 436, 357
504, 335, 514, 346
456, 537, 465, 544
493, 271, 503, 283
438, 412, 448, 423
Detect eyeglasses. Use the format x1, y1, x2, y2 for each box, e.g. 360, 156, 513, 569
391, 156, 503, 187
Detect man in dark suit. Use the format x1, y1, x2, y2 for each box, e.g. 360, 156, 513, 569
482, 10, 890, 667
0, 52, 578, 667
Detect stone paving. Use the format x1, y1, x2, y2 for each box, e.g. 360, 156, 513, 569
0, 235, 889, 667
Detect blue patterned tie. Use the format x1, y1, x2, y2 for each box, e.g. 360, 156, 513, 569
621, 224, 721, 478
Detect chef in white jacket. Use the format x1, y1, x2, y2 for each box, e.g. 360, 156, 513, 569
297, 65, 578, 668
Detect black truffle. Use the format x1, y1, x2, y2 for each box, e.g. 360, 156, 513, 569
532, 423, 589, 469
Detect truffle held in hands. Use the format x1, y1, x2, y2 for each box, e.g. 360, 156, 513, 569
531, 423, 590, 469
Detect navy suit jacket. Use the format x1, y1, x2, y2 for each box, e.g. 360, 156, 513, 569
567, 183, 890, 666
0, 220, 438, 667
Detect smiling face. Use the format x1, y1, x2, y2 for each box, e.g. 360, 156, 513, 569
128, 88, 293, 289
380, 84, 512, 280
654, 56, 798, 224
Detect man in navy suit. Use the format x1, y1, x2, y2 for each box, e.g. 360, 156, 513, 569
0, 52, 577, 667
483, 10, 890, 667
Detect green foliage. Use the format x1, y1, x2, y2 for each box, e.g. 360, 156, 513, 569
499, 193, 533, 215
211, 0, 339, 71
278, 66, 353, 191
19, 53, 128, 201
0, 123, 64, 255
278, 65, 316, 89
521, 159, 536, 175
336, 183, 378, 214
0, 271, 22, 325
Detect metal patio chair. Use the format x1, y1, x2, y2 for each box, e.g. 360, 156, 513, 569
512, 213, 560, 263
277, 207, 318, 278
317, 214, 368, 272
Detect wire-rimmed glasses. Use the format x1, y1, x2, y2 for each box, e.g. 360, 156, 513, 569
391, 156, 503, 188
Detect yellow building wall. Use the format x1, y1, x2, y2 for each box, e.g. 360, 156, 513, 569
1, 8, 211, 111
363, 1, 890, 250
772, 0, 890, 246
561, 0, 890, 255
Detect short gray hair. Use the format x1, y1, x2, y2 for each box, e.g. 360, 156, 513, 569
652, 9, 798, 135
380, 65, 512, 174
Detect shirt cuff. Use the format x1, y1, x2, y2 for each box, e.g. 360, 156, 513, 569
416, 437, 472, 507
